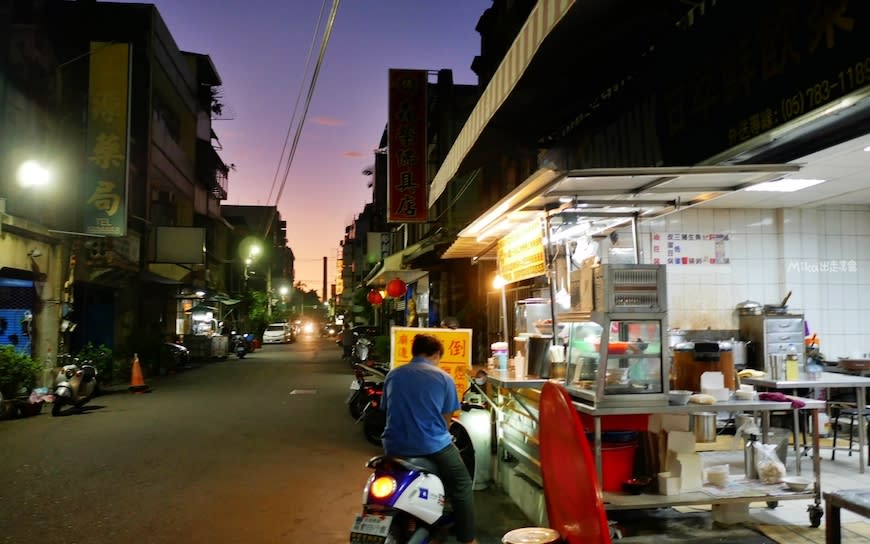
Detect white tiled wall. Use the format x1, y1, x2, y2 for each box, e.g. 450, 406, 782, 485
635, 205, 870, 359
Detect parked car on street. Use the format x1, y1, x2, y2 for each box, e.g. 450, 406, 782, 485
161, 342, 191, 369
262, 323, 295, 344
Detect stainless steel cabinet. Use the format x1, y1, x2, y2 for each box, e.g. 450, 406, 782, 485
738, 314, 805, 370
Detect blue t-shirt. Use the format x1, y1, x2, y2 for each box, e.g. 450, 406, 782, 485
381, 356, 460, 457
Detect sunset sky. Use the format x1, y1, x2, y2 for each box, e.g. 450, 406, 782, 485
122, 0, 491, 297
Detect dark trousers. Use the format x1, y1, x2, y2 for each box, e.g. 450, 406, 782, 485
428, 443, 475, 542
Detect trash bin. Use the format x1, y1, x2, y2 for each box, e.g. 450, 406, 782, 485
587, 431, 639, 492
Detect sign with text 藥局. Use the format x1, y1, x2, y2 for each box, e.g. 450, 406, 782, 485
390, 326, 473, 401
387, 69, 428, 223
83, 42, 131, 237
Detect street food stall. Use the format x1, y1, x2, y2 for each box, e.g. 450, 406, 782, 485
178, 302, 228, 360
439, 165, 829, 527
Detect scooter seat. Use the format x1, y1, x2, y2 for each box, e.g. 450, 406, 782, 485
367, 455, 439, 475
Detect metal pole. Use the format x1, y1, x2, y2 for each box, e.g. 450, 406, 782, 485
322, 256, 327, 304
543, 215, 558, 346
631, 213, 640, 264
267, 264, 272, 317
500, 286, 509, 343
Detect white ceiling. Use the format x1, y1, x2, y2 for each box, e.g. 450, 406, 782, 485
700, 134, 870, 208
441, 134, 870, 260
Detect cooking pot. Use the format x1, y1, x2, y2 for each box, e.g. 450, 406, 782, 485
736, 300, 762, 316
763, 291, 792, 315
668, 329, 687, 349
720, 338, 749, 369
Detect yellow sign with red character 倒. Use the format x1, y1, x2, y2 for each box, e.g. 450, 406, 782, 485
390, 326, 473, 400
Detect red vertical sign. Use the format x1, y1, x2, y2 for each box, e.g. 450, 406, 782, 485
387, 69, 428, 223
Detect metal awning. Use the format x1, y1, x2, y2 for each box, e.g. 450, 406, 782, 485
366, 243, 428, 287
442, 163, 802, 261
429, 0, 576, 207
139, 269, 183, 285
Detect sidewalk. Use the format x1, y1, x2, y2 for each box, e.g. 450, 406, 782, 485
474, 486, 535, 543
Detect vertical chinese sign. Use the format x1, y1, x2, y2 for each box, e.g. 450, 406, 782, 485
84, 42, 131, 236
390, 326, 473, 401
387, 69, 427, 223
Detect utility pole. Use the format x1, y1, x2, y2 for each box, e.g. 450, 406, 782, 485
267, 263, 272, 317
322, 256, 327, 303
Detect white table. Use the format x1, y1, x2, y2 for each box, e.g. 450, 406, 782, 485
742, 372, 870, 474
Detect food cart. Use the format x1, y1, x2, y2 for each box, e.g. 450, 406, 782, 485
181, 303, 228, 360
439, 168, 828, 527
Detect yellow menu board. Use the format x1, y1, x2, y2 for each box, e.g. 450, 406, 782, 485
390, 326, 473, 401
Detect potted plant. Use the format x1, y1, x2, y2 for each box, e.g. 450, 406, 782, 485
0, 346, 41, 418
76, 342, 116, 387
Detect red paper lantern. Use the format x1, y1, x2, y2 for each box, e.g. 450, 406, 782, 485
386, 278, 407, 298
367, 289, 384, 305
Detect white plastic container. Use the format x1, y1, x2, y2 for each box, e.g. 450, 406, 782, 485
706, 465, 730, 487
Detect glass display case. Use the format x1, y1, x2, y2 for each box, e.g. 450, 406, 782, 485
563, 312, 669, 407
515, 298, 552, 335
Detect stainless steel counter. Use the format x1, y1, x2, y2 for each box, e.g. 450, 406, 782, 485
485, 369, 550, 389
742, 371, 870, 474
485, 369, 826, 524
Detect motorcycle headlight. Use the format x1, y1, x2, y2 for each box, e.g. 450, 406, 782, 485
369, 476, 397, 499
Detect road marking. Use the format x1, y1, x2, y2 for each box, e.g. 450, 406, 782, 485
289, 389, 318, 395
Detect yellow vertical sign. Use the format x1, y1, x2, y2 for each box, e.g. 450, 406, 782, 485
84, 42, 131, 236
390, 326, 473, 400
497, 219, 546, 283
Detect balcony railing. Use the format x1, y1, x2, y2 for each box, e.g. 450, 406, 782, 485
196, 138, 229, 201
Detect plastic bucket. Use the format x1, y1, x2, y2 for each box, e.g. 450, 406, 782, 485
600, 442, 638, 492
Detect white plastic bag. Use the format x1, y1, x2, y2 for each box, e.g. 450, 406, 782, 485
754, 441, 786, 484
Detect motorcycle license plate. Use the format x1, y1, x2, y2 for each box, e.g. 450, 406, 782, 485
350, 514, 392, 543
349, 380, 361, 391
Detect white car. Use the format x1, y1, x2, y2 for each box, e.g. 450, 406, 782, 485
263, 323, 294, 344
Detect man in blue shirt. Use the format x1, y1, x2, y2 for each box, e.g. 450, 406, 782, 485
382, 334, 478, 544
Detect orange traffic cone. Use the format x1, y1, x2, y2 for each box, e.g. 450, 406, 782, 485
129, 353, 150, 393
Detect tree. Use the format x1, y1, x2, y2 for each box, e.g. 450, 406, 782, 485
247, 290, 270, 335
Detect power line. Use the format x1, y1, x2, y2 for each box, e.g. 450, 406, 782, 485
265, 0, 341, 238
265, 0, 329, 207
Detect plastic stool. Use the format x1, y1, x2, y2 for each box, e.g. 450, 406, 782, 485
502, 527, 561, 543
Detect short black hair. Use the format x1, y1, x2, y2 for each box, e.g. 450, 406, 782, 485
411, 334, 444, 358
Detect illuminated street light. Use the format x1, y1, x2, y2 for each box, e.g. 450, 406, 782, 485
493, 274, 509, 341
279, 286, 289, 296
245, 258, 253, 266
17, 160, 52, 188
249, 244, 262, 258
492, 275, 507, 289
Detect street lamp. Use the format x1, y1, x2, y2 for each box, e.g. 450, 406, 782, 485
17, 160, 52, 188
493, 274, 509, 342
279, 285, 289, 296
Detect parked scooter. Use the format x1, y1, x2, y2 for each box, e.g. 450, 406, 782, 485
351, 336, 373, 367
360, 382, 386, 445
52, 356, 98, 416
230, 332, 249, 359
347, 361, 389, 420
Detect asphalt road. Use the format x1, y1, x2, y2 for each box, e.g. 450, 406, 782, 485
0, 335, 529, 543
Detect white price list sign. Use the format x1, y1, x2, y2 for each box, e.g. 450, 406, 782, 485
651, 232, 730, 266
